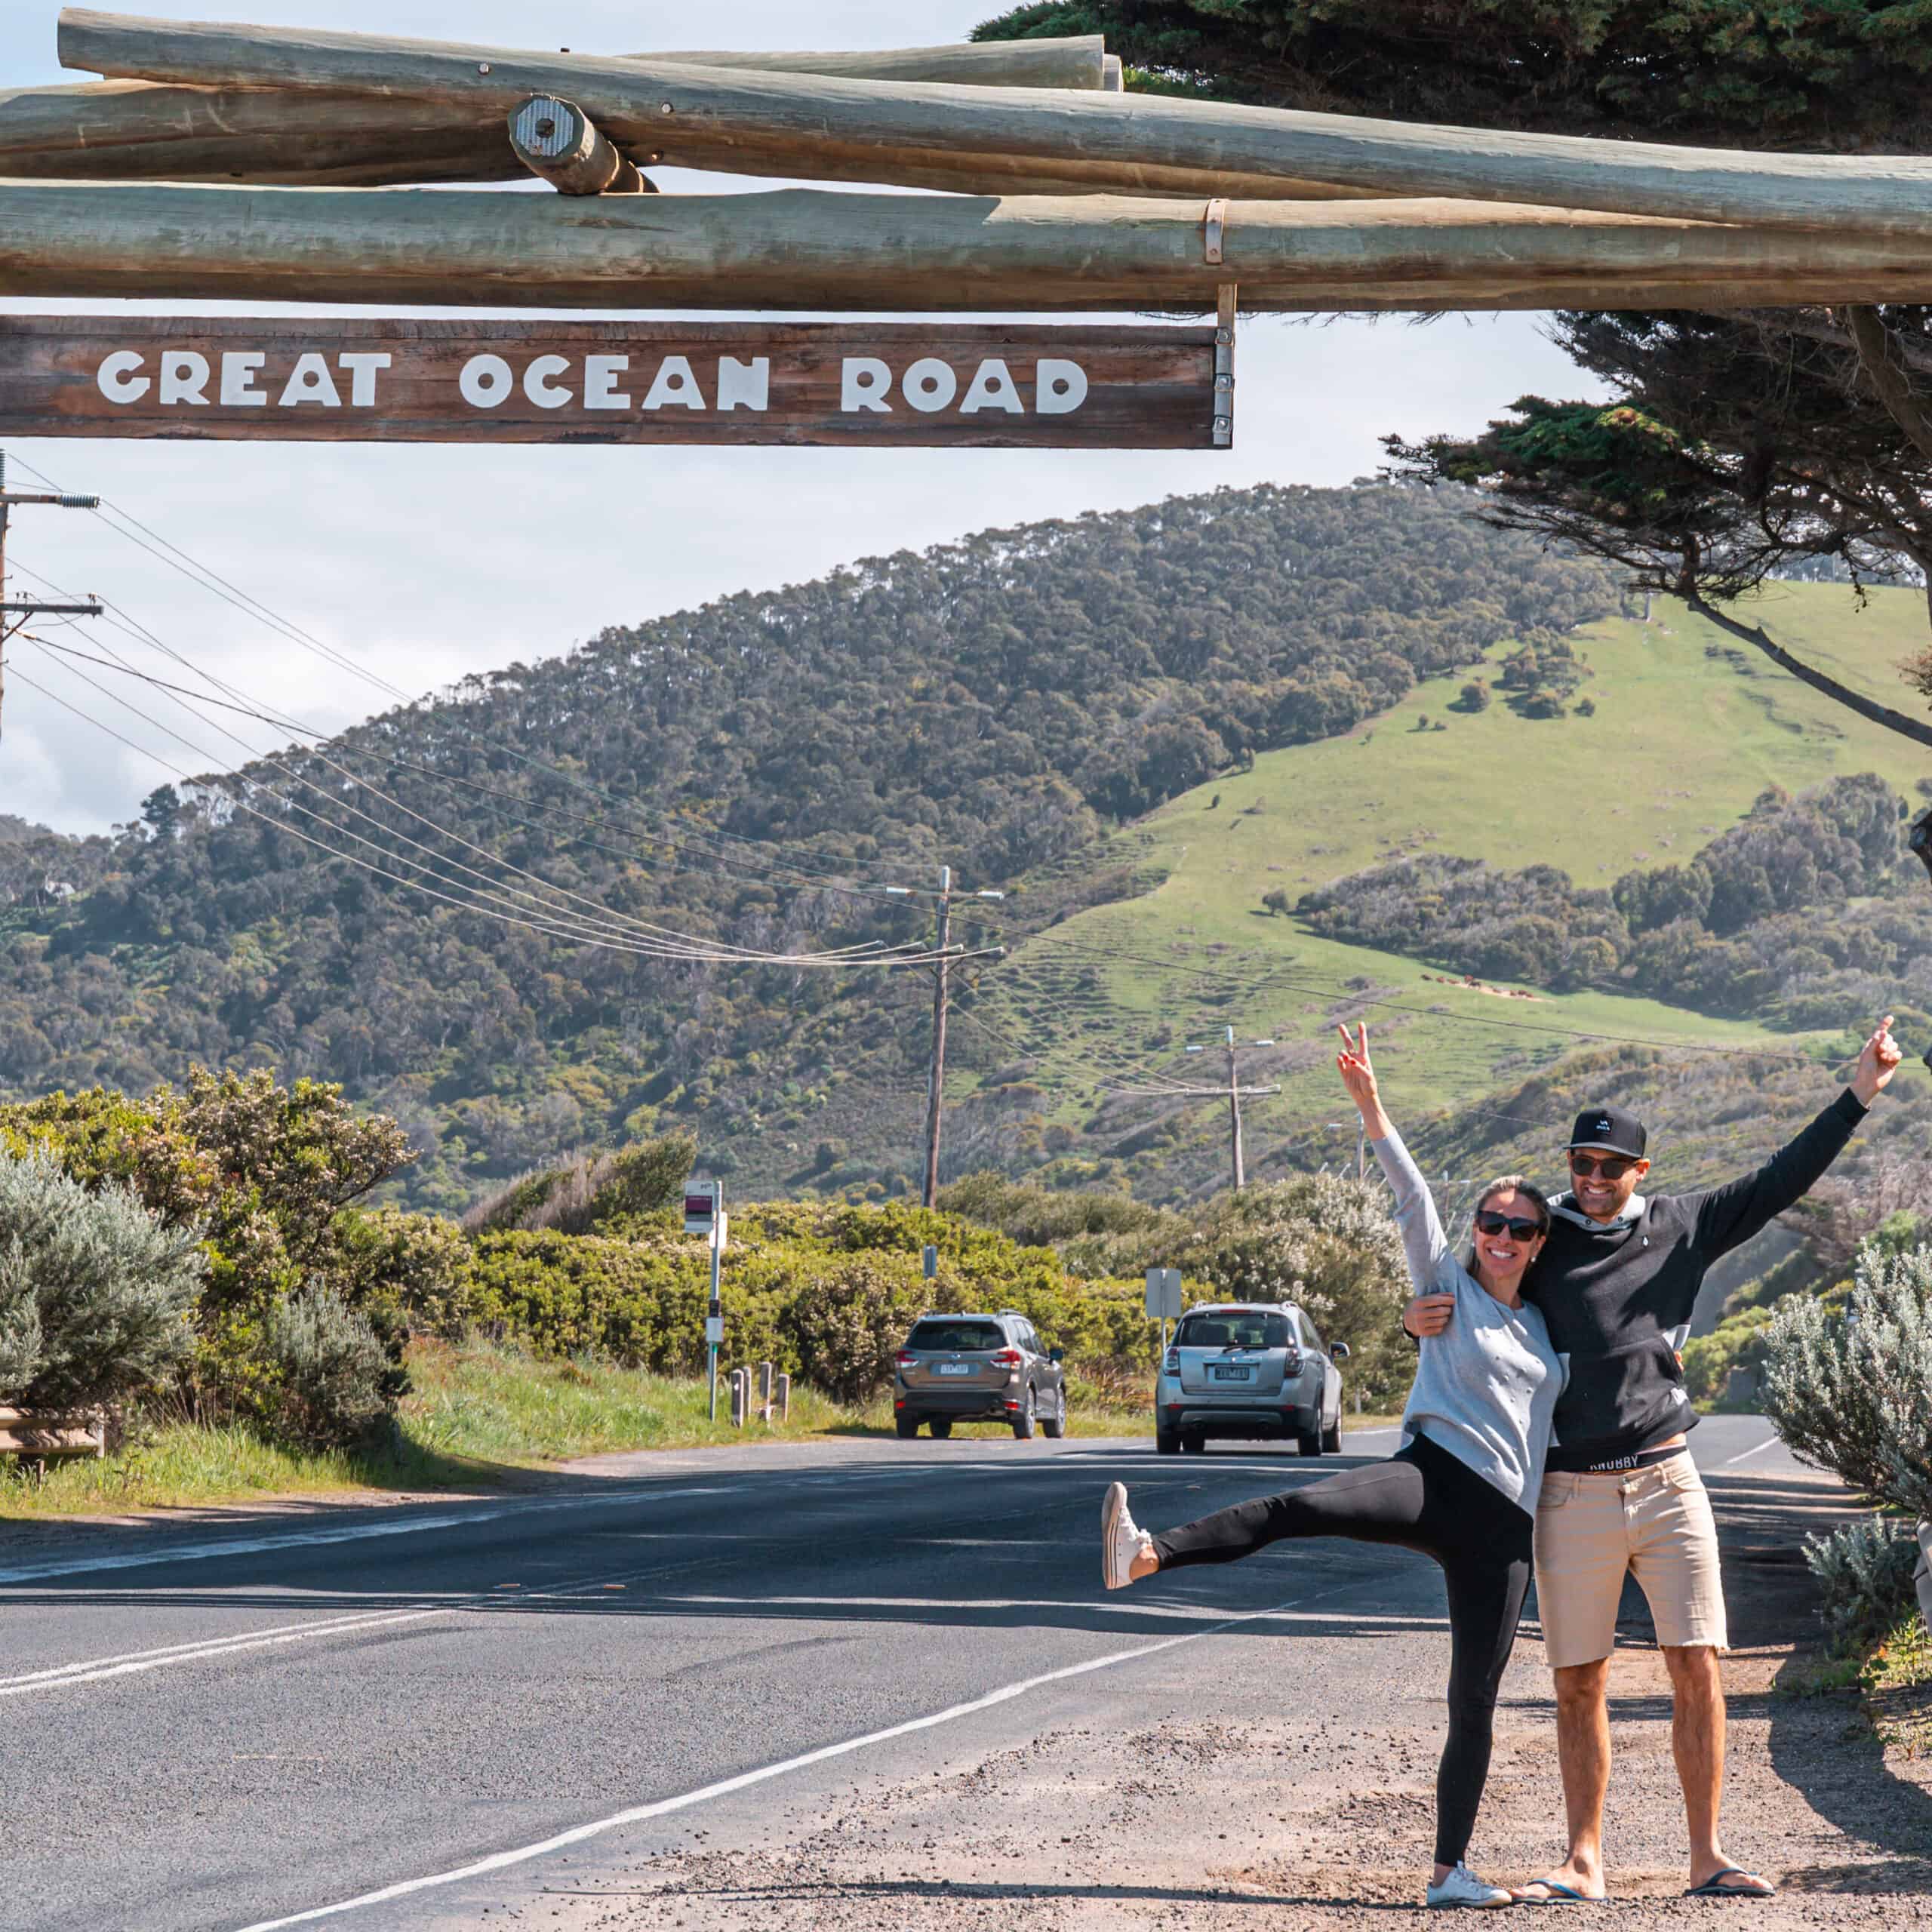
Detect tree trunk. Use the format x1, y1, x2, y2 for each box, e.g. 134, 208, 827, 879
57, 7, 1932, 234
14, 182, 1932, 312
1681, 588, 1932, 751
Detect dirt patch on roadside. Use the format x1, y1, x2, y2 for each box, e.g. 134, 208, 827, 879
522, 1470, 1932, 1931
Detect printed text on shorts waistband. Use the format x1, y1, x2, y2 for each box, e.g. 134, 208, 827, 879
1576, 1444, 1685, 1475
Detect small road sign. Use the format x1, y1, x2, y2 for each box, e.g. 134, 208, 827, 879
1144, 1268, 1183, 1321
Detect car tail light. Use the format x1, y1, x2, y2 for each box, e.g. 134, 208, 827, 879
991, 1349, 1023, 1366
895, 1351, 917, 1369
1284, 1350, 1304, 1377
1163, 1348, 1180, 1374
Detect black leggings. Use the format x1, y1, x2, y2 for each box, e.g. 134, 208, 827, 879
1150, 1432, 1533, 1869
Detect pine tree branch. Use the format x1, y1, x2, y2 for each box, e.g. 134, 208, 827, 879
1844, 305, 1932, 469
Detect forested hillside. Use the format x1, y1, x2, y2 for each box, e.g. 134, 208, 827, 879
0, 484, 1617, 1211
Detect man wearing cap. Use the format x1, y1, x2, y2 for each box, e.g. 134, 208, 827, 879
1402, 1016, 1903, 1902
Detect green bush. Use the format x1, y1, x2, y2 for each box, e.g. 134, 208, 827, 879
1762, 1240, 1932, 1519
259, 1286, 406, 1451
1681, 1305, 1774, 1409
1804, 1515, 1923, 1657
0, 1148, 203, 1413
777, 1254, 931, 1404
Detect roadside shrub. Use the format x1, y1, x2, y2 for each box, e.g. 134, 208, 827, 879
1681, 1305, 1774, 1409
463, 1134, 697, 1238
0, 1148, 202, 1413
777, 1255, 931, 1404
258, 1286, 405, 1451
333, 1206, 470, 1338
1804, 1515, 1923, 1657
1761, 1239, 1932, 1519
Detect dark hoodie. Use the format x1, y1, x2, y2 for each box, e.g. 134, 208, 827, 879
1526, 1089, 1867, 1471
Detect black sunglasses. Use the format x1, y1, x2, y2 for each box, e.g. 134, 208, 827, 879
1475, 1209, 1545, 1241
1569, 1152, 1639, 1180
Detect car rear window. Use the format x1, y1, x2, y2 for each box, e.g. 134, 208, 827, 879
906, 1320, 1005, 1352
1176, 1311, 1293, 1349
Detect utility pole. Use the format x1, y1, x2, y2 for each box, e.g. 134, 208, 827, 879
921, 864, 952, 1210
1183, 1030, 1278, 1193
0, 448, 104, 737
1224, 1023, 1244, 1192
906, 867, 1004, 1209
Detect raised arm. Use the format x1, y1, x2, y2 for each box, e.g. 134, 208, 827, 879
1689, 1014, 1901, 1264
1337, 1023, 1455, 1300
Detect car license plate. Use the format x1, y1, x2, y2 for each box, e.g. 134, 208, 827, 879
1211, 1364, 1253, 1382
936, 1363, 974, 1377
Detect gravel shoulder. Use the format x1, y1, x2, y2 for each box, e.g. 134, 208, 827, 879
520, 1463, 1932, 1932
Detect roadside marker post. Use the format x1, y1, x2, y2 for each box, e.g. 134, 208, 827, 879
686, 1182, 725, 1420
922, 1243, 938, 1281
1144, 1266, 1182, 1356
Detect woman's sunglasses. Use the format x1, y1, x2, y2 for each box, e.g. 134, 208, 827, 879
1569, 1152, 1639, 1180
1475, 1209, 1546, 1241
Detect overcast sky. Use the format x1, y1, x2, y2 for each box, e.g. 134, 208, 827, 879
2, 2, 1602, 834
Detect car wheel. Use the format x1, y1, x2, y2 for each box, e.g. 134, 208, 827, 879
929, 1418, 952, 1440
1297, 1427, 1323, 1457
895, 1415, 919, 1439
1321, 1411, 1343, 1454
1041, 1383, 1067, 1440
1155, 1429, 1180, 1455
1011, 1386, 1038, 1441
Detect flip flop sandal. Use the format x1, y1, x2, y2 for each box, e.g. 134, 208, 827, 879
1515, 1880, 1599, 1904
1684, 1869, 1775, 1900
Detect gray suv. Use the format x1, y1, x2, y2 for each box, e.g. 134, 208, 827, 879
1155, 1300, 1349, 1456
894, 1311, 1068, 1440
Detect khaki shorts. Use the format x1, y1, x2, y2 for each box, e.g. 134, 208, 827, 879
1533, 1453, 1727, 1669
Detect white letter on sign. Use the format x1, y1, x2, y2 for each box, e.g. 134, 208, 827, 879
961, 358, 1023, 414
903, 358, 958, 414
1035, 359, 1089, 414
642, 357, 704, 411
460, 355, 512, 408
841, 358, 893, 413
220, 354, 267, 408
159, 352, 211, 406
279, 353, 342, 408
584, 355, 631, 411
97, 352, 149, 405
717, 357, 770, 412
524, 355, 571, 410
337, 352, 392, 408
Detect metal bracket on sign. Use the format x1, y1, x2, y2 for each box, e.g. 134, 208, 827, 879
1214, 282, 1236, 450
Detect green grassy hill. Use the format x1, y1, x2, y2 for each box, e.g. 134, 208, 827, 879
960, 583, 1930, 1197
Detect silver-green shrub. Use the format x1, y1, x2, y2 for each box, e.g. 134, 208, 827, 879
260, 1286, 403, 1451
1761, 1240, 1932, 1520
0, 1148, 202, 1412
1803, 1515, 1923, 1656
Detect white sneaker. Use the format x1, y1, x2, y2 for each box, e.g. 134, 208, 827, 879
1101, 1481, 1152, 1590
1426, 1865, 1515, 1909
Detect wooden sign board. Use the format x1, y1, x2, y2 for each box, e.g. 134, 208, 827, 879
0, 317, 1226, 451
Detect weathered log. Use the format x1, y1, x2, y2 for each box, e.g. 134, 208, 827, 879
0, 78, 1367, 196
642, 38, 1108, 90
59, 8, 1932, 235
9, 182, 1932, 313
2, 72, 1359, 198
508, 95, 650, 195
1103, 56, 1124, 94
0, 35, 1116, 189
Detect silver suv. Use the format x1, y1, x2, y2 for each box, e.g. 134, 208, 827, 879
894, 1311, 1068, 1441
1155, 1300, 1349, 1457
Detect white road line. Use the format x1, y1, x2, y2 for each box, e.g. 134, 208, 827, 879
229, 1573, 1374, 1931
0, 1487, 733, 1585
0, 1605, 449, 1697
1720, 1432, 1785, 1467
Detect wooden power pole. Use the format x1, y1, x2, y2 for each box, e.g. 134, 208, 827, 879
0, 448, 103, 737
921, 865, 952, 1211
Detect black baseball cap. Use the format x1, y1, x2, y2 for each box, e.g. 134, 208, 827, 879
1566, 1104, 1647, 1160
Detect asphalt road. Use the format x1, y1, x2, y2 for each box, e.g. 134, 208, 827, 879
2, 1417, 1810, 1931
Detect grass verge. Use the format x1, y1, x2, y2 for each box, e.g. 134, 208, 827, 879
0, 1342, 1160, 1519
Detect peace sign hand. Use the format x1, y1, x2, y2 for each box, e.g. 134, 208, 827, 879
1335, 1023, 1377, 1106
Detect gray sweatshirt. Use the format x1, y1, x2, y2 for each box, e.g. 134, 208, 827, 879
1372, 1130, 1567, 1512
